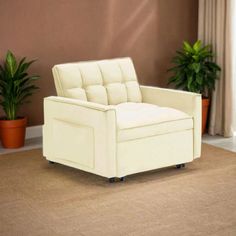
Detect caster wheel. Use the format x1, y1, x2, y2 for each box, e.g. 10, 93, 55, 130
176, 164, 185, 169
49, 161, 55, 164
109, 177, 115, 183
120, 177, 125, 182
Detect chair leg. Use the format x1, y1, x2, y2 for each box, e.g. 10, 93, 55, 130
120, 177, 125, 182
108, 177, 125, 183
176, 163, 185, 169
108, 177, 115, 183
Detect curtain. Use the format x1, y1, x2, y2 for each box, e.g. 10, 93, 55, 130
232, 1, 236, 133
198, 0, 234, 137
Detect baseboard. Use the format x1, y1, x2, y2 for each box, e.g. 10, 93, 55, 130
26, 125, 42, 139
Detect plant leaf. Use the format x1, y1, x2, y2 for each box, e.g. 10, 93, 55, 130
6, 50, 17, 77
191, 63, 201, 73
193, 40, 202, 52
183, 41, 194, 54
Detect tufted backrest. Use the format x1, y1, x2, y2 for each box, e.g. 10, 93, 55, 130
52, 57, 142, 105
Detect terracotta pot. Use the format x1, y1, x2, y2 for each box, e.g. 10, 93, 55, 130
202, 98, 210, 135
0, 117, 27, 148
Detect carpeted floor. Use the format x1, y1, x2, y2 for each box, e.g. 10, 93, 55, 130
0, 144, 236, 236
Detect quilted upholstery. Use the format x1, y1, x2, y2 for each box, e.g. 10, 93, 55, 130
52, 58, 142, 105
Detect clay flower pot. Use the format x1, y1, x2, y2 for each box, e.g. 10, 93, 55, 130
0, 117, 27, 148
202, 98, 210, 135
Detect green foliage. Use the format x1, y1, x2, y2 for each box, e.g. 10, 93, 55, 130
168, 40, 221, 96
0, 50, 39, 120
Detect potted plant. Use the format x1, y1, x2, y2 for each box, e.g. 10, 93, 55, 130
168, 40, 221, 134
0, 50, 39, 148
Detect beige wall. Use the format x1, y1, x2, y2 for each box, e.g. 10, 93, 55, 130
0, 0, 198, 126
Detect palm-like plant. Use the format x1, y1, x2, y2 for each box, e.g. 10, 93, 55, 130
168, 40, 221, 97
0, 50, 39, 120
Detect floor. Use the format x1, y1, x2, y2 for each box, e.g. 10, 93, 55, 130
0, 135, 236, 155
0, 136, 235, 236
1, 144, 236, 236
202, 134, 236, 152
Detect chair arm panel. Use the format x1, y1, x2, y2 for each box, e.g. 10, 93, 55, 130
43, 96, 117, 177
140, 86, 202, 158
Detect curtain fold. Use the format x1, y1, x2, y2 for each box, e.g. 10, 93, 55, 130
198, 0, 234, 137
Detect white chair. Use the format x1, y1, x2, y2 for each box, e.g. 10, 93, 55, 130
43, 57, 201, 182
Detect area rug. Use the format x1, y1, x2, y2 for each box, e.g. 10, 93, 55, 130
0, 144, 236, 236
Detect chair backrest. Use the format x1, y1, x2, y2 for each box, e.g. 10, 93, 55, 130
52, 57, 142, 105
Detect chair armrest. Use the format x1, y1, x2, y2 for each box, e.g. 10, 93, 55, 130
43, 96, 117, 177
140, 86, 201, 114
44, 96, 115, 112
140, 85, 202, 158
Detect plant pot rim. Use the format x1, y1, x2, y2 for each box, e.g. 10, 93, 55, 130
0, 116, 26, 121
0, 117, 27, 128
202, 98, 210, 107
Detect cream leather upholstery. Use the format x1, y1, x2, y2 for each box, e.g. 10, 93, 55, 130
43, 57, 201, 179
115, 102, 193, 142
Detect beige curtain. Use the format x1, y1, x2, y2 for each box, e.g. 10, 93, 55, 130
198, 0, 234, 137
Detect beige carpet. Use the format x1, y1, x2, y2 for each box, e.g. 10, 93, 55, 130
0, 144, 236, 236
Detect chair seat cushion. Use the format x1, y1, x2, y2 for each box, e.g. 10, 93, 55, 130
115, 103, 193, 142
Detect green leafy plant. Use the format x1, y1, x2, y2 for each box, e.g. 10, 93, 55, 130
168, 40, 221, 97
0, 50, 39, 120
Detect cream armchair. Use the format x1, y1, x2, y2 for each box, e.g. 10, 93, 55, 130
43, 57, 201, 182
